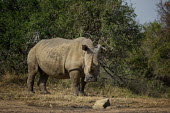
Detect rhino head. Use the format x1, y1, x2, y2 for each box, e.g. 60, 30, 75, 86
82, 40, 101, 82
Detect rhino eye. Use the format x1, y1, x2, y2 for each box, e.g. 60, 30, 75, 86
82, 45, 88, 51
90, 68, 94, 73
90, 65, 96, 72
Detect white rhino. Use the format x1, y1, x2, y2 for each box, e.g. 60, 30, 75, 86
27, 37, 101, 96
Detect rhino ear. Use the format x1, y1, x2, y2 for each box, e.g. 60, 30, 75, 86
82, 45, 88, 51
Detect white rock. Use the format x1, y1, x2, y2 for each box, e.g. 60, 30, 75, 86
92, 98, 110, 109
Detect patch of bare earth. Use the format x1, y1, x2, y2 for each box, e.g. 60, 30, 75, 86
0, 83, 170, 113
0, 99, 170, 113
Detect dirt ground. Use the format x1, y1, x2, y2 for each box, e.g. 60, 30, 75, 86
0, 96, 170, 113
0, 99, 170, 113
0, 82, 170, 113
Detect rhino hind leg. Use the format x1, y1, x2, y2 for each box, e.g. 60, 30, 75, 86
37, 70, 50, 94
27, 63, 38, 93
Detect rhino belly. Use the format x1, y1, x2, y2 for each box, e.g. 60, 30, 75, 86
37, 54, 69, 79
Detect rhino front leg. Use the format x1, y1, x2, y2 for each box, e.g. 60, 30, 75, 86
69, 70, 81, 96
80, 77, 87, 96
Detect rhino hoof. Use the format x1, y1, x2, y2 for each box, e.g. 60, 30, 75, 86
27, 91, 35, 94
79, 92, 87, 96
74, 91, 87, 96
40, 91, 51, 94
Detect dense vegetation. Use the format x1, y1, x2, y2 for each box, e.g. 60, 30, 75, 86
0, 0, 169, 97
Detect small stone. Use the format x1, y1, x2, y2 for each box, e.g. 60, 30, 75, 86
92, 98, 110, 109
49, 104, 53, 108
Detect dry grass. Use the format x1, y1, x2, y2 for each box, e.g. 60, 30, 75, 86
0, 74, 104, 108
0, 73, 170, 112
0, 82, 104, 108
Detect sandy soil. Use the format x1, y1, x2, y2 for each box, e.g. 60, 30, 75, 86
0, 81, 170, 113
0, 99, 170, 113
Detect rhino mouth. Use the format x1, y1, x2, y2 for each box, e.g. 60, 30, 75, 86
84, 75, 97, 82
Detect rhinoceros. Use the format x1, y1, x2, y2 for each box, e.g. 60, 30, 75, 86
27, 37, 101, 96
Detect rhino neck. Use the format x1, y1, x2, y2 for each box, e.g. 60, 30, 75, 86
65, 41, 84, 73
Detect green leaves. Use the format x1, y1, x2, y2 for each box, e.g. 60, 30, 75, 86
0, 0, 169, 97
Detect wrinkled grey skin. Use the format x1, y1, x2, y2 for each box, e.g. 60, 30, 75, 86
27, 37, 101, 96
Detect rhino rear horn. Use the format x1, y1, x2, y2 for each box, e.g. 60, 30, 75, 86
97, 44, 101, 52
